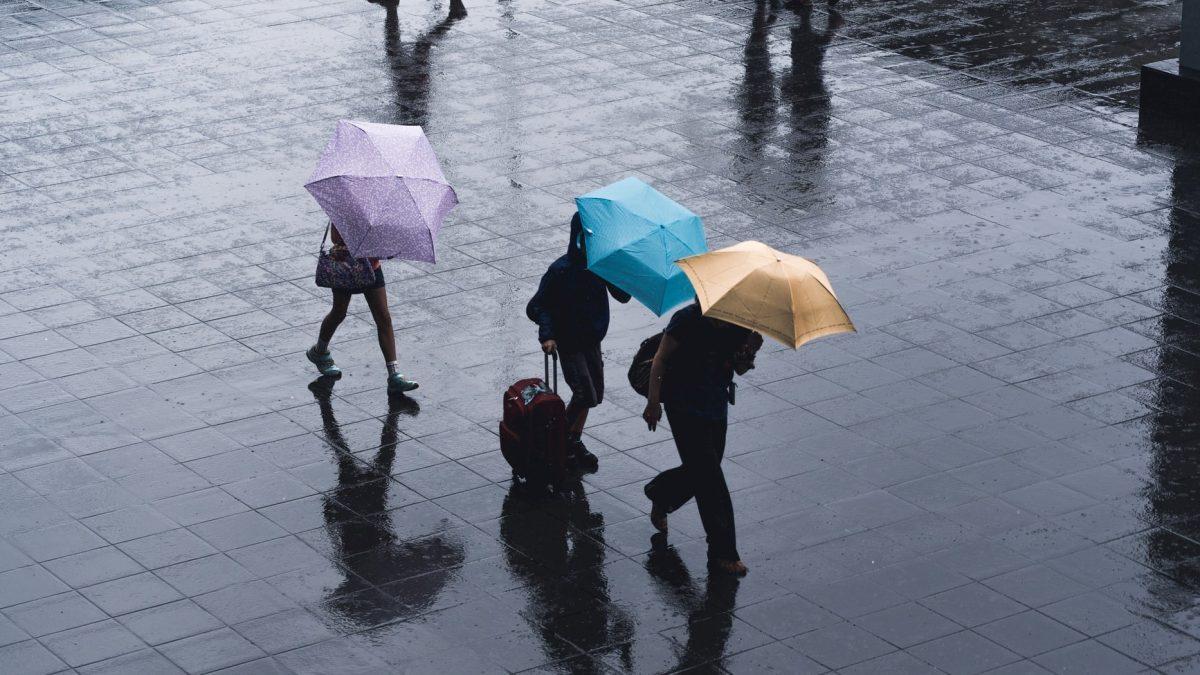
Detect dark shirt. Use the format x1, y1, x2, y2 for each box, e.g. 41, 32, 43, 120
662, 304, 753, 421
527, 214, 631, 351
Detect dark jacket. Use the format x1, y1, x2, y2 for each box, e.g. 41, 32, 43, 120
661, 303, 756, 421
527, 214, 631, 350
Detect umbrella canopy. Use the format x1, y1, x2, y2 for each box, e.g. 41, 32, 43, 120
675, 240, 855, 348
304, 120, 457, 262
575, 177, 707, 316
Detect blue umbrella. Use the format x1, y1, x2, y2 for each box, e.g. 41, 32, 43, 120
575, 177, 708, 316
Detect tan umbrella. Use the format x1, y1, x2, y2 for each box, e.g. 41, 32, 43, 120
675, 240, 855, 348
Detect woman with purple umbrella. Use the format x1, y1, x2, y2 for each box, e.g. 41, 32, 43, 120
303, 120, 459, 394
306, 223, 419, 395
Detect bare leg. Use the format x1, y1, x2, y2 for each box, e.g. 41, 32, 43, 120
318, 291, 352, 344
362, 286, 397, 363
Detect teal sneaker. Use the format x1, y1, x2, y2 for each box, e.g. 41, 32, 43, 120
387, 372, 419, 394
306, 346, 341, 377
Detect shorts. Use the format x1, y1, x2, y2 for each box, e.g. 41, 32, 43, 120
558, 344, 604, 409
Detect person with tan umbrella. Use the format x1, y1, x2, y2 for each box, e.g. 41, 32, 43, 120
641, 241, 855, 576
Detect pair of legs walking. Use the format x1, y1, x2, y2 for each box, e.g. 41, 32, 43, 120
559, 346, 604, 471
310, 286, 418, 393
645, 407, 743, 574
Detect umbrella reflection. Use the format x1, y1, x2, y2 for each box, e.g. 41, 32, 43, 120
645, 534, 741, 671
499, 482, 634, 672
370, 0, 465, 128
311, 381, 465, 627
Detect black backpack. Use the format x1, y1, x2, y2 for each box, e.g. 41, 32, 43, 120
628, 332, 662, 397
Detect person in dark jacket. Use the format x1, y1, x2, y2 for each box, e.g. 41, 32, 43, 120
642, 301, 762, 576
527, 213, 631, 471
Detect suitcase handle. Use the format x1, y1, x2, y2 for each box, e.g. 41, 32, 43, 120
545, 352, 557, 393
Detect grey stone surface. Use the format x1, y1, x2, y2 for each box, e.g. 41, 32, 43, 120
1, 0, 1199, 672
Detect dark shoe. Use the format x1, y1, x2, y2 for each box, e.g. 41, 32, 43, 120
708, 558, 749, 576
650, 503, 668, 533
567, 438, 598, 473
568, 451, 599, 473
644, 482, 669, 533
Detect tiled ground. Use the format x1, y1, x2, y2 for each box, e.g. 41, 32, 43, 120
2, 0, 1199, 673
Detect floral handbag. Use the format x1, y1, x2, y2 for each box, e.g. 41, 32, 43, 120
314, 224, 376, 291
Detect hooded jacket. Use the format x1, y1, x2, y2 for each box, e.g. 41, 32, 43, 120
526, 214, 631, 350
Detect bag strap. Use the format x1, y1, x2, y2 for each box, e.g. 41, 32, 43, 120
320, 223, 330, 253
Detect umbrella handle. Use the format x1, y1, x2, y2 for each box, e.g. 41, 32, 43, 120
544, 352, 557, 394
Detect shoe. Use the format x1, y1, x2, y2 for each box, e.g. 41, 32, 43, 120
566, 438, 599, 473
644, 483, 668, 533
708, 558, 749, 576
387, 372, 419, 394
650, 503, 668, 533
306, 347, 341, 377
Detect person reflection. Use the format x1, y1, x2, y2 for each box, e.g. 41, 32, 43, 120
735, 0, 779, 163
645, 534, 741, 671
499, 482, 633, 672
369, 0, 466, 127
310, 379, 465, 627
781, 3, 841, 203
1147, 150, 1200, 582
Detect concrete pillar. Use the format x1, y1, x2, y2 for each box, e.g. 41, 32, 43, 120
1139, 0, 1200, 143
1185, 0, 1200, 71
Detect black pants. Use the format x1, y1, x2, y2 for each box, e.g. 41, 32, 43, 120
645, 407, 738, 561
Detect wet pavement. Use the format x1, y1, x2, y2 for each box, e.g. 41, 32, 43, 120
1, 0, 1199, 672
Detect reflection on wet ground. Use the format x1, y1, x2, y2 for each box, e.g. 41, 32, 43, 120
312, 382, 466, 631
1, 0, 1199, 671
832, 0, 1181, 105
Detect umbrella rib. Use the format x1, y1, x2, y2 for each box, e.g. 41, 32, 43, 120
401, 177, 434, 231
310, 175, 373, 251
661, 218, 706, 258
349, 121, 398, 177
584, 201, 666, 250
785, 260, 804, 346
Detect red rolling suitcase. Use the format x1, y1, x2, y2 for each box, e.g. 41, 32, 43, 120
500, 353, 567, 493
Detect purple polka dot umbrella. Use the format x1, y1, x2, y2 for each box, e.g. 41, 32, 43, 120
304, 120, 458, 263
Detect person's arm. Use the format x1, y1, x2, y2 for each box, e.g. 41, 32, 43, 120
330, 224, 380, 268
526, 270, 558, 354
733, 332, 764, 375
642, 333, 678, 431
607, 282, 631, 304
